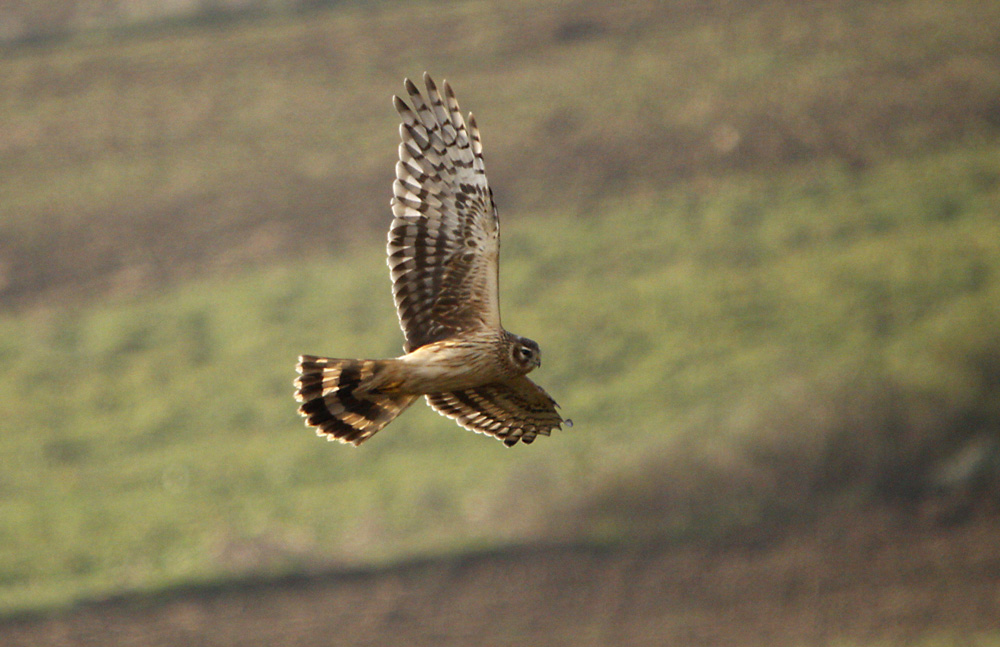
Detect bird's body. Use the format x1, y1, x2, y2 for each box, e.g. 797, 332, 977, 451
394, 333, 525, 392
295, 73, 568, 447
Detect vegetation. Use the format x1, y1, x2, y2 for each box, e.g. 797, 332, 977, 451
1, 0, 999, 622
4, 0, 1000, 308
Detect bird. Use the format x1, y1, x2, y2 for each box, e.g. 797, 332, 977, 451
294, 73, 569, 447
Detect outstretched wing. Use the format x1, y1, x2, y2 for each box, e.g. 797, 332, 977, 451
388, 73, 501, 353
425, 376, 569, 447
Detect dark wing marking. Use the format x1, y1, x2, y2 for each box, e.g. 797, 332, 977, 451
387, 72, 500, 353
425, 375, 568, 446
294, 355, 418, 446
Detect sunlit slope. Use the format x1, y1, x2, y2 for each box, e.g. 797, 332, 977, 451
2, 0, 999, 307
3, 139, 1000, 614
4, 0, 1000, 620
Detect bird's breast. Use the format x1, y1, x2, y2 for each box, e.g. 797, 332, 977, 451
396, 338, 510, 393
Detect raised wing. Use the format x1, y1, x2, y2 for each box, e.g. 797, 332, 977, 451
387, 73, 501, 353
425, 376, 569, 447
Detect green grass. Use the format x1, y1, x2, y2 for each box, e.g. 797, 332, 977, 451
3, 0, 1000, 307
3, 0, 1000, 625
3, 138, 1000, 615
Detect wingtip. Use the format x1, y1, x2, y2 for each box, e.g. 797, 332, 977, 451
423, 72, 438, 92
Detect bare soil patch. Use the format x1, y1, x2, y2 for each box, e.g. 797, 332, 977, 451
4, 508, 999, 647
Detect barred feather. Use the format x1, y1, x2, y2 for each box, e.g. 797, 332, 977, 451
294, 355, 417, 446
294, 74, 568, 448
426, 376, 568, 447
388, 73, 500, 353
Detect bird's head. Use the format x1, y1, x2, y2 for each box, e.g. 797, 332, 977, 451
510, 335, 542, 372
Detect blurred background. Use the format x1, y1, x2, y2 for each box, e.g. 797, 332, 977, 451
2, 0, 1000, 645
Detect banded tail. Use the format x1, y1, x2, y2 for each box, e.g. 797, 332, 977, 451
294, 355, 417, 445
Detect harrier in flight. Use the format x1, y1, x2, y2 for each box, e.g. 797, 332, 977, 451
295, 73, 568, 447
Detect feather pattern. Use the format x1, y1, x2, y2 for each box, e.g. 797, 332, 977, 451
388, 73, 500, 353
295, 74, 567, 448
294, 355, 418, 445
426, 376, 567, 447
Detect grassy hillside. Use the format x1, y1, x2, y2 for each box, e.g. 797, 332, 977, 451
4, 140, 1000, 615
2, 0, 999, 308
0, 0, 325, 45
2, 0, 1000, 620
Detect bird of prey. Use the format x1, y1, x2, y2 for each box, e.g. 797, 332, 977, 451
294, 73, 569, 447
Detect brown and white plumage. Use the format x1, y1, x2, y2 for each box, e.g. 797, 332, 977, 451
389, 75, 499, 352
425, 377, 565, 446
295, 73, 569, 447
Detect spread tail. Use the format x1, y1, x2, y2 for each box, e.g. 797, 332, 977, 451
294, 355, 417, 445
